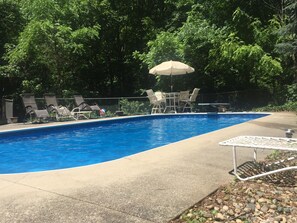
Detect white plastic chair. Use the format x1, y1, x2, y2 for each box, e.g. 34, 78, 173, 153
155, 91, 166, 103
146, 89, 165, 114
181, 88, 200, 112
178, 91, 190, 112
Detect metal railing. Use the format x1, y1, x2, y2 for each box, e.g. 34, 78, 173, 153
197, 89, 271, 110
34, 96, 151, 115
0, 89, 273, 123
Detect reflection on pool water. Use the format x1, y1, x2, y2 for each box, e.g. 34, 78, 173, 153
0, 113, 268, 174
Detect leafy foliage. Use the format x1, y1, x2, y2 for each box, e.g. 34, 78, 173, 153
119, 98, 148, 115
0, 1, 24, 62
253, 101, 297, 112
275, 0, 297, 86
0, 0, 294, 108
1, 0, 104, 95
286, 83, 297, 102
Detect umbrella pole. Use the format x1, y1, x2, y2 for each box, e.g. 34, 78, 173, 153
170, 74, 173, 92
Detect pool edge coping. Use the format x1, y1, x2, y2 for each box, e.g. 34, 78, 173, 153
0, 112, 271, 134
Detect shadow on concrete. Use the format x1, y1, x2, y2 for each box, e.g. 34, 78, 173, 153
249, 120, 297, 132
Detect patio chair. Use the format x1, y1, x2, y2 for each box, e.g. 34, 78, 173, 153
178, 91, 190, 112
146, 89, 165, 114
155, 91, 166, 104
181, 88, 200, 112
72, 95, 100, 119
44, 94, 73, 121
21, 93, 49, 122
147, 94, 164, 114
146, 89, 154, 97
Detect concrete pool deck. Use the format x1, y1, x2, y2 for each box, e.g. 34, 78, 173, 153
0, 112, 296, 223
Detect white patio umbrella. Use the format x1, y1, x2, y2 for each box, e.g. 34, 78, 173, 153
149, 60, 195, 91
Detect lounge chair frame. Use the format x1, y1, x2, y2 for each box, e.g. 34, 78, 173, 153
44, 94, 73, 121
21, 93, 49, 122
219, 136, 297, 181
72, 95, 100, 119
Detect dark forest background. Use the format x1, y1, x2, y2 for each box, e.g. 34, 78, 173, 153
0, 0, 296, 105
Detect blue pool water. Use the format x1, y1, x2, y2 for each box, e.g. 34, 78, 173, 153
0, 114, 267, 174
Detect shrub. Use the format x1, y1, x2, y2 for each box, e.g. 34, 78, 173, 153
286, 83, 297, 102
253, 101, 297, 112
119, 99, 148, 115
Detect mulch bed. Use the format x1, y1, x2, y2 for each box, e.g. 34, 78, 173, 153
169, 151, 297, 223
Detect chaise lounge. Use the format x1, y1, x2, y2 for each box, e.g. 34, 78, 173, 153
72, 95, 100, 119
219, 135, 297, 181
44, 93, 73, 121
21, 93, 49, 122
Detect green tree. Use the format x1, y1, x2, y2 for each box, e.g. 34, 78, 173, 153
0, 0, 293, 107
0, 1, 24, 63
0, 1, 24, 97
135, 31, 185, 91
276, 0, 297, 83
3, 0, 101, 95
100, 0, 180, 95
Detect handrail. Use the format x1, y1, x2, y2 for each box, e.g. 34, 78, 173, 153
35, 96, 147, 100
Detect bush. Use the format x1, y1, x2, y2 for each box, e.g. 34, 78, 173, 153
286, 83, 297, 102
253, 101, 297, 112
119, 99, 148, 115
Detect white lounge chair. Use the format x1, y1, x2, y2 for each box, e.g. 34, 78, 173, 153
219, 136, 297, 181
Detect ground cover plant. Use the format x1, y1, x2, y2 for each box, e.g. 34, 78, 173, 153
253, 102, 297, 112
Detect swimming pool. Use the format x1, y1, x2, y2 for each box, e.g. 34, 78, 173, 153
0, 113, 268, 174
